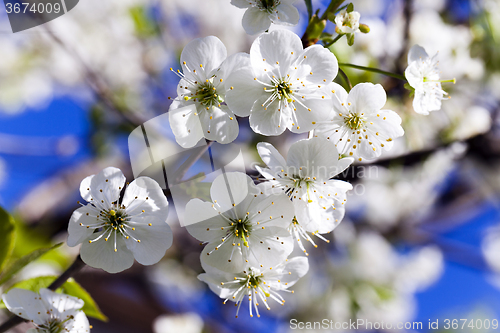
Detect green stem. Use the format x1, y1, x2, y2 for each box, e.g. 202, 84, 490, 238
338, 62, 407, 81
323, 34, 342, 48
338, 68, 352, 91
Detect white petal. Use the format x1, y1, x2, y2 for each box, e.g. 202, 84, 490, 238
169, 104, 204, 148
275, 3, 300, 26
80, 167, 125, 207
199, 105, 239, 144
278, 256, 309, 285
335, 157, 354, 177
291, 97, 332, 133
247, 227, 294, 269
294, 198, 323, 228
69, 311, 91, 333
242, 7, 272, 35
257, 142, 287, 173
201, 241, 245, 273
180, 36, 227, 79
79, 175, 94, 202
408, 44, 429, 64
405, 62, 424, 89
184, 199, 227, 242
218, 52, 251, 81
39, 289, 84, 313
252, 193, 295, 228
198, 273, 237, 299
366, 110, 405, 139
80, 234, 134, 273
210, 172, 257, 213
286, 137, 342, 180
347, 83, 387, 114
67, 205, 101, 247
122, 176, 169, 217
225, 66, 263, 117
125, 216, 172, 266
249, 96, 288, 136
2, 289, 48, 325
293, 45, 339, 85
329, 82, 349, 113
358, 139, 381, 160
413, 88, 441, 115
250, 30, 303, 73
255, 166, 275, 180
231, 0, 251, 8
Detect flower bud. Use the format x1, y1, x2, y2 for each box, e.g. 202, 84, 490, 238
359, 23, 370, 33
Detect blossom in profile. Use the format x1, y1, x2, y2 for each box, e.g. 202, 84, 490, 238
198, 256, 309, 317
184, 172, 294, 273
314, 82, 404, 161
231, 0, 299, 35
225, 29, 338, 136
2, 288, 91, 333
169, 36, 248, 148
405, 44, 455, 115
67, 167, 172, 273
256, 138, 353, 236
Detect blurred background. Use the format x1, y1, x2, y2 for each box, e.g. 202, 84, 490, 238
1, 0, 500, 332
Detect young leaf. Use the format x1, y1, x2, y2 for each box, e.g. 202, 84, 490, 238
0, 243, 62, 286
0, 207, 15, 273
305, 0, 313, 21
0, 276, 108, 321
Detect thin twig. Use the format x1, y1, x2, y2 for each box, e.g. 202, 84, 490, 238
338, 62, 407, 81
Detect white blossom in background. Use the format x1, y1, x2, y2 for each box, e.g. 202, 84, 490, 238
2, 288, 90, 333
225, 29, 338, 136
199, 256, 309, 318
405, 44, 455, 115
169, 36, 248, 148
231, 0, 299, 35
153, 312, 204, 333
67, 167, 172, 273
184, 172, 294, 273
328, 232, 443, 329
256, 138, 353, 248
314, 82, 404, 161
335, 10, 361, 35
348, 143, 466, 231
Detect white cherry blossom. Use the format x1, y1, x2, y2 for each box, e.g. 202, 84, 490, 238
405, 44, 455, 115
198, 256, 309, 318
2, 288, 90, 333
169, 36, 248, 148
314, 82, 404, 161
256, 138, 353, 236
67, 167, 172, 273
231, 0, 299, 35
225, 29, 339, 136
184, 172, 294, 273
335, 10, 361, 34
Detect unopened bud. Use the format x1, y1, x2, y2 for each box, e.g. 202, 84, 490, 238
359, 23, 370, 33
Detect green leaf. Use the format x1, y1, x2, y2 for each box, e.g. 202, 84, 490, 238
1, 276, 108, 322
347, 2, 354, 12
305, 0, 313, 21
0, 243, 62, 286
0, 207, 15, 273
